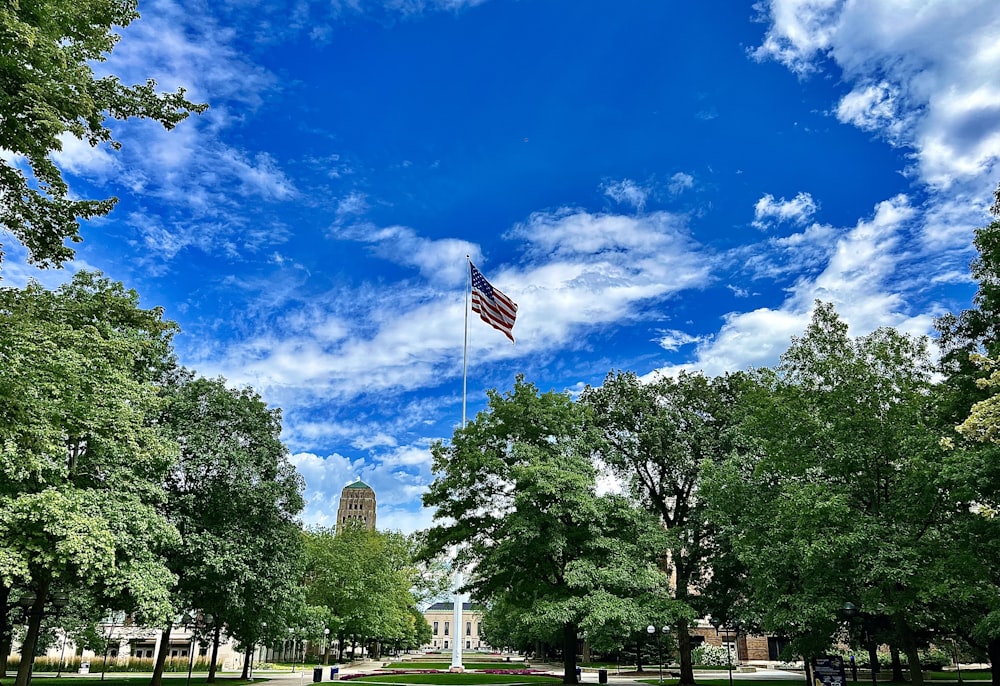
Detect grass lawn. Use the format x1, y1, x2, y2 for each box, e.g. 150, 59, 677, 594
382, 665, 529, 671
1, 679, 256, 686
347, 674, 559, 684
923, 671, 992, 681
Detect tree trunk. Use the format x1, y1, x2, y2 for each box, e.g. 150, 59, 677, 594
561, 622, 578, 685
903, 637, 923, 686
636, 639, 644, 672
868, 643, 880, 684
804, 657, 812, 686
890, 645, 905, 682
208, 623, 221, 682
150, 625, 173, 686
15, 577, 50, 686
323, 641, 330, 665
241, 644, 252, 680
677, 617, 695, 685
1, 584, 11, 678
985, 637, 1000, 686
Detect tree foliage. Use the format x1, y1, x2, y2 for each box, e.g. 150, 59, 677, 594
151, 373, 304, 686
303, 524, 422, 661
0, 0, 206, 267
0, 272, 180, 686
423, 377, 670, 684
702, 302, 959, 681
581, 370, 747, 684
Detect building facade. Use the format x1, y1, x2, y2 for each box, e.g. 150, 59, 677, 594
336, 480, 377, 531
422, 602, 490, 653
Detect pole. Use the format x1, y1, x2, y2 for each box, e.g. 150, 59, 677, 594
725, 629, 733, 686
462, 256, 470, 429
57, 631, 67, 677
450, 256, 471, 673
186, 633, 196, 686
657, 632, 663, 686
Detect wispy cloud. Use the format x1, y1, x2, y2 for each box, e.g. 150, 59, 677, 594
652, 194, 934, 379
752, 191, 818, 230
602, 179, 650, 211
752, 0, 1000, 193
668, 172, 695, 195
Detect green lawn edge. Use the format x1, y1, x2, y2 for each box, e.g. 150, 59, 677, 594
347, 674, 560, 684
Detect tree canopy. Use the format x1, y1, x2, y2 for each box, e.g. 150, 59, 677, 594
424, 377, 671, 684
0, 272, 180, 686
0, 0, 206, 267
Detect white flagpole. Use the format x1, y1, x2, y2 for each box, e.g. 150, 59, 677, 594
463, 255, 469, 429
451, 256, 470, 672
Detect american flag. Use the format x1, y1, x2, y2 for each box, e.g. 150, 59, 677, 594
470, 262, 518, 343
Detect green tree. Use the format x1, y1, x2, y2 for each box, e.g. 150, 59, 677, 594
934, 183, 1000, 685
150, 374, 304, 686
581, 370, 748, 685
0, 0, 206, 267
423, 377, 670, 684
303, 524, 422, 662
702, 303, 958, 684
0, 272, 180, 686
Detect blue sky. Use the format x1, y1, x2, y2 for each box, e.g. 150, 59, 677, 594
4, 0, 1000, 533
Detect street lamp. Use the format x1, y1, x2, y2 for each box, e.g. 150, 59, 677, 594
709, 618, 737, 686
646, 625, 670, 685
288, 628, 297, 672
14, 591, 71, 684
323, 629, 330, 665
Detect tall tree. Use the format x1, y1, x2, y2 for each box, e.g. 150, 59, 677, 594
150, 374, 304, 686
702, 303, 958, 683
423, 377, 670, 685
581, 370, 747, 685
0, 0, 206, 267
303, 524, 421, 662
934, 182, 1000, 685
0, 272, 180, 686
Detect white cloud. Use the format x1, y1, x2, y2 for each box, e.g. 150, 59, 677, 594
187, 211, 712, 411
334, 223, 479, 283
51, 134, 121, 179
668, 172, 695, 195
602, 179, 650, 211
654, 194, 934, 378
753, 0, 1000, 193
657, 329, 702, 352
752, 191, 818, 230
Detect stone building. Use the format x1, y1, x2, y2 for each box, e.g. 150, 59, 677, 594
336, 480, 377, 531
422, 602, 491, 652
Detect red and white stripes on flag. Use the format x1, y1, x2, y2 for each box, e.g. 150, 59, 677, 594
470, 262, 518, 343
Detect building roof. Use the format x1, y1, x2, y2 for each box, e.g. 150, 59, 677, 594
425, 602, 479, 611
344, 481, 373, 490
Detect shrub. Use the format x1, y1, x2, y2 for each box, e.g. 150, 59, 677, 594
691, 645, 733, 667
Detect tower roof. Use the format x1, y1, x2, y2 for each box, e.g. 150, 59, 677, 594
344, 480, 372, 490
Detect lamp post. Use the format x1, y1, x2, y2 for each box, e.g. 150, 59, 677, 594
183, 611, 213, 686
14, 591, 70, 686
323, 629, 330, 665
288, 628, 296, 672
646, 625, 670, 685
709, 618, 736, 686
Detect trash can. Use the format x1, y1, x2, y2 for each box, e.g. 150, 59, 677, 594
330, 667, 340, 680
598, 668, 608, 684
79, 662, 91, 675
313, 666, 323, 683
